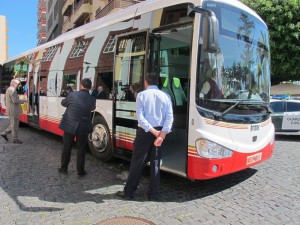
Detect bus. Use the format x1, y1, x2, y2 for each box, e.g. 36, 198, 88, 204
0, 0, 274, 180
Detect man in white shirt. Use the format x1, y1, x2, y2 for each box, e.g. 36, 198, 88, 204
117, 73, 173, 201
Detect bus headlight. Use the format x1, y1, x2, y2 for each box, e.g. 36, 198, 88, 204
196, 139, 233, 159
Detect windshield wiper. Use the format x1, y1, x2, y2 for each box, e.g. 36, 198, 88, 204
214, 101, 242, 120
213, 99, 269, 120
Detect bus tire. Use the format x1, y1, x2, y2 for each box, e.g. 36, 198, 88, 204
88, 116, 113, 162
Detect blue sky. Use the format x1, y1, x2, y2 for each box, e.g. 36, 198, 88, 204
0, 0, 38, 58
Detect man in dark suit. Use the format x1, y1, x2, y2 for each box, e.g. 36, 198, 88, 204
96, 86, 106, 99
90, 88, 98, 98
58, 78, 96, 176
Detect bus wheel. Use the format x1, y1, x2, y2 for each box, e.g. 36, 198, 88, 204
88, 116, 113, 162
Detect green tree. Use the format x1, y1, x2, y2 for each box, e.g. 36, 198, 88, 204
241, 0, 300, 84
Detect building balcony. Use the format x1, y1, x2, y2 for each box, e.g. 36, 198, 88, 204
62, 0, 73, 17
96, 0, 144, 19
38, 9, 46, 20
38, 19, 46, 26
38, 37, 46, 46
38, 0, 46, 9
37, 32, 46, 39
38, 25, 46, 33
73, 0, 92, 26
62, 17, 74, 33
38, 36, 46, 41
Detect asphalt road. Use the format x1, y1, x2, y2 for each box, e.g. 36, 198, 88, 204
0, 116, 299, 225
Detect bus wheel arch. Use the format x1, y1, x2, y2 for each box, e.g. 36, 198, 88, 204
88, 115, 113, 162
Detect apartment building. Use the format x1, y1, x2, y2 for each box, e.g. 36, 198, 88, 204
62, 0, 145, 33
0, 15, 8, 64
37, 0, 47, 46
46, 0, 64, 42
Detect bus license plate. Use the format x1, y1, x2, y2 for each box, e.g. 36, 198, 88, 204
246, 152, 262, 165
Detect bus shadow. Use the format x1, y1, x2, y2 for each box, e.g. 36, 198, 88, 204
130, 167, 258, 203
0, 127, 126, 212
0, 125, 258, 211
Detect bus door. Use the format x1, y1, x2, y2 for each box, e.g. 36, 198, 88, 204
113, 31, 147, 152
149, 23, 193, 177
27, 64, 39, 128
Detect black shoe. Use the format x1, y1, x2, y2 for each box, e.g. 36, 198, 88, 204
77, 171, 87, 177
12, 139, 22, 144
1, 134, 8, 141
58, 168, 68, 175
116, 191, 134, 200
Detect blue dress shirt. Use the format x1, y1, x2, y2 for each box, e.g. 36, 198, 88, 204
136, 85, 173, 133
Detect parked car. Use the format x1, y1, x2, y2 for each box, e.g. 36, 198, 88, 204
270, 97, 300, 134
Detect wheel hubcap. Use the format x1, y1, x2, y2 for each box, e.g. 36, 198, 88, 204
92, 124, 108, 153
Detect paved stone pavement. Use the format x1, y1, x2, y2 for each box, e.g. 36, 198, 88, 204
0, 116, 299, 225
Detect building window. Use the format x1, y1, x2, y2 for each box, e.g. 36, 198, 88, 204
42, 45, 58, 61
103, 36, 116, 53
69, 40, 89, 58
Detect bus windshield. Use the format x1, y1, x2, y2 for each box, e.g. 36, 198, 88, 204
196, 1, 270, 113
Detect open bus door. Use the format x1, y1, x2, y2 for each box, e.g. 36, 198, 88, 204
112, 24, 192, 177
27, 62, 39, 128
113, 31, 147, 154
149, 23, 193, 177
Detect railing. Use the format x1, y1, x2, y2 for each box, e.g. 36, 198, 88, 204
63, 17, 74, 33
37, 32, 46, 39
74, 0, 92, 13
63, 17, 70, 25
38, 21, 46, 31
97, 0, 114, 19
38, 9, 46, 19
63, 0, 69, 7
96, 0, 143, 19
38, 0, 46, 9
95, 6, 102, 19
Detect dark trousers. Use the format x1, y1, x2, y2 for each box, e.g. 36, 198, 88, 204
124, 127, 162, 198
61, 132, 88, 173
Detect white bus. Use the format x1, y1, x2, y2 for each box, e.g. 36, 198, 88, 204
0, 0, 275, 180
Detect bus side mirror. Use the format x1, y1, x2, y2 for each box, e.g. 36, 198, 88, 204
188, 6, 219, 53
207, 14, 219, 52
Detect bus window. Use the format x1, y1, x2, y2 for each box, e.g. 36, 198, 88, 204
113, 31, 147, 150
114, 32, 146, 101
149, 24, 192, 109
95, 72, 113, 99
61, 74, 76, 97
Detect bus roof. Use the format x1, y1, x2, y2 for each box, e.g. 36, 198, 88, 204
4, 0, 262, 63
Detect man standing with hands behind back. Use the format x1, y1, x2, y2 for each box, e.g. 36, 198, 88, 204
58, 78, 96, 176
1, 79, 27, 144
117, 73, 173, 201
